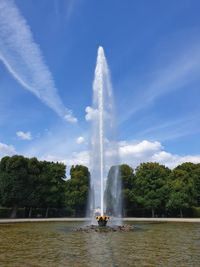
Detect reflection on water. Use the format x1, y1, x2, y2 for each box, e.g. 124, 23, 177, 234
0, 222, 200, 266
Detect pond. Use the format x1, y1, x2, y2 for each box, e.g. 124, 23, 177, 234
0, 221, 199, 266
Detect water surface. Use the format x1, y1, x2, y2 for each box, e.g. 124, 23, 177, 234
0, 222, 199, 266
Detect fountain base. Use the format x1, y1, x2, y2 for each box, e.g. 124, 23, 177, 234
96, 216, 110, 226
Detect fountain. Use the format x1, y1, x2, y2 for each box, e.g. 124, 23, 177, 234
88, 46, 122, 227
76, 46, 133, 232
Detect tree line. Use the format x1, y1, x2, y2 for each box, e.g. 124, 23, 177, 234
0, 155, 90, 218
0, 155, 200, 218
119, 162, 200, 218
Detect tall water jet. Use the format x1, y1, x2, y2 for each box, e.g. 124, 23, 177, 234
88, 47, 121, 224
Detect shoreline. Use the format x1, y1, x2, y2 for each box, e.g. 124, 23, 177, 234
0, 217, 200, 224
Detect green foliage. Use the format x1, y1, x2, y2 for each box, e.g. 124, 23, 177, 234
37, 161, 66, 210
0, 154, 200, 218
120, 164, 135, 189
120, 164, 136, 216
135, 162, 171, 217
117, 161, 200, 218
0, 157, 90, 218
166, 165, 198, 217
65, 165, 90, 216
0, 155, 30, 214
0, 156, 69, 218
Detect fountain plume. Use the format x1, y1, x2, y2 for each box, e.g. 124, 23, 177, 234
88, 47, 121, 224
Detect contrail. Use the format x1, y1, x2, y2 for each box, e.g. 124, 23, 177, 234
0, 0, 77, 123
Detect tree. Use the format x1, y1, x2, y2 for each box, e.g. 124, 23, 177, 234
65, 165, 90, 216
175, 162, 200, 206
193, 164, 200, 206
120, 164, 136, 216
37, 161, 66, 217
135, 162, 171, 217
26, 157, 42, 217
0, 156, 67, 218
166, 166, 197, 217
0, 155, 30, 218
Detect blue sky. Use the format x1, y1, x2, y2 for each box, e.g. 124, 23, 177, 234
0, 0, 200, 169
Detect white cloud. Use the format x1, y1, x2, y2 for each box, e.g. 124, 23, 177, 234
64, 113, 77, 123
119, 140, 161, 157
85, 106, 98, 121
119, 140, 200, 169
0, 142, 16, 158
152, 151, 200, 169
66, 151, 89, 166
22, 124, 200, 171
44, 150, 89, 167
76, 136, 85, 144
41, 151, 89, 178
0, 0, 76, 123
43, 139, 200, 171
16, 131, 32, 140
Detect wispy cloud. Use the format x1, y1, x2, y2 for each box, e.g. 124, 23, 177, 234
0, 0, 77, 123
120, 43, 200, 123
16, 131, 32, 141
53, 0, 80, 23
134, 111, 200, 142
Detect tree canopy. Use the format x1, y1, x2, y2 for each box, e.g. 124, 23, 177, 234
0, 156, 90, 218
166, 163, 198, 217
0, 155, 200, 218
65, 165, 90, 216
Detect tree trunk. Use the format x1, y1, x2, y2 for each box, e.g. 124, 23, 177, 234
45, 207, 49, 218
10, 205, 18, 218
28, 207, 32, 218
180, 208, 183, 218
151, 207, 155, 218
